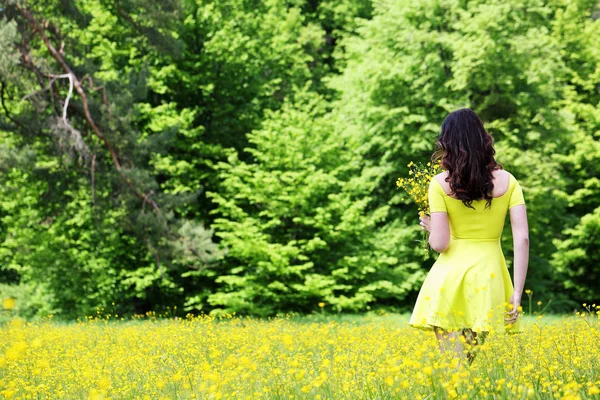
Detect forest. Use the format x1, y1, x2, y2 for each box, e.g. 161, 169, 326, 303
0, 0, 598, 319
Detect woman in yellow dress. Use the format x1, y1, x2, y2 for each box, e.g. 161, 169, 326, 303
409, 108, 530, 364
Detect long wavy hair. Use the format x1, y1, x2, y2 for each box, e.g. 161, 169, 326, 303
432, 108, 502, 209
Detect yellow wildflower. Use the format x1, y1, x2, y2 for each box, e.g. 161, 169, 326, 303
2, 297, 16, 310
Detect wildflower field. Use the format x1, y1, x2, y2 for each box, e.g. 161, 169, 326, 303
1, 310, 599, 400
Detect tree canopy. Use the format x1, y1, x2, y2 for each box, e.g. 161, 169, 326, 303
0, 0, 598, 318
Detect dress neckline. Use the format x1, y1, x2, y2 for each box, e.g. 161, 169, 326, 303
433, 175, 512, 201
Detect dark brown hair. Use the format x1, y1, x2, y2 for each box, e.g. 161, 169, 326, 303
432, 108, 502, 209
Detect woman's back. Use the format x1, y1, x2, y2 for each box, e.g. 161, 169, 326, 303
430, 170, 525, 240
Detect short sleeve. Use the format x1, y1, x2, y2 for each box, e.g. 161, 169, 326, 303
508, 175, 526, 209
428, 178, 447, 213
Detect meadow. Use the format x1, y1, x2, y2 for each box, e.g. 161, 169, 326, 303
1, 308, 599, 400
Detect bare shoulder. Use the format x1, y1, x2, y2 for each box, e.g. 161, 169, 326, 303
492, 169, 512, 196
433, 171, 448, 182
433, 172, 451, 193
492, 169, 511, 179
433, 171, 448, 185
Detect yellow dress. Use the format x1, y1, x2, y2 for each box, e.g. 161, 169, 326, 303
409, 172, 525, 334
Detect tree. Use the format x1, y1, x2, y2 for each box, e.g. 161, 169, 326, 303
0, 0, 365, 317
552, 206, 600, 304
327, 0, 600, 306
206, 89, 426, 315
0, 1, 220, 317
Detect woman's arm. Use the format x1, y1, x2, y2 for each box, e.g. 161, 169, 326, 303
506, 204, 529, 322
420, 212, 450, 253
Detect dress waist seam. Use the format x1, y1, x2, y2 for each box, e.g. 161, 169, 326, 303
450, 236, 500, 242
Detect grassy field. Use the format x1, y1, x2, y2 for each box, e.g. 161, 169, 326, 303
0, 309, 599, 399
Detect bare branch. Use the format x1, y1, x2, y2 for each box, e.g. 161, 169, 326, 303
91, 148, 97, 207
24, 73, 75, 122
16, 5, 121, 165
20, 74, 66, 101
142, 190, 155, 213
15, 4, 161, 214
82, 75, 111, 114
63, 72, 73, 122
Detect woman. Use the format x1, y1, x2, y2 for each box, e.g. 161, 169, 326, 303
409, 108, 529, 365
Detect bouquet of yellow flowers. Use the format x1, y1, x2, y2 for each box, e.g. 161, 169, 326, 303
396, 160, 442, 250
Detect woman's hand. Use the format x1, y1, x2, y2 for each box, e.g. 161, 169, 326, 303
419, 213, 431, 233
505, 292, 521, 325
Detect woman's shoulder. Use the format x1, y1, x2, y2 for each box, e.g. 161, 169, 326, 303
495, 168, 524, 177
432, 171, 448, 183
492, 169, 510, 177
492, 169, 526, 201
432, 172, 457, 198
493, 169, 520, 186
431, 172, 448, 191
431, 169, 520, 195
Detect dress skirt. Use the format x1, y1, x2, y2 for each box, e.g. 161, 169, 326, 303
409, 236, 522, 334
